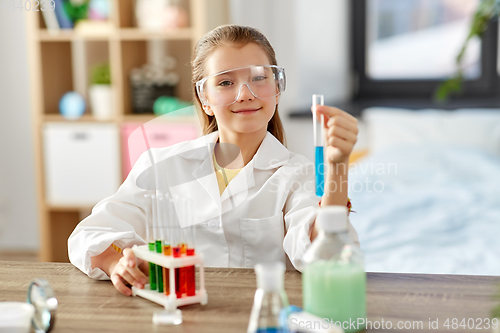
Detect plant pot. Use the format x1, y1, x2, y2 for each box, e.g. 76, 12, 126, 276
89, 84, 113, 120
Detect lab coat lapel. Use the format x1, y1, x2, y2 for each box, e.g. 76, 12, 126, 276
220, 132, 290, 209
191, 132, 222, 221
192, 146, 221, 212
170, 132, 221, 227
253, 132, 290, 170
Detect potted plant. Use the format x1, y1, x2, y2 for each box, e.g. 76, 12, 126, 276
63, 0, 90, 23
89, 62, 113, 120
435, 0, 500, 101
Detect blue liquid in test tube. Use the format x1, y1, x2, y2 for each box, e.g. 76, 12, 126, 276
313, 94, 325, 197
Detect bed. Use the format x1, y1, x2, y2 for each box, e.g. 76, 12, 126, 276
348, 107, 500, 276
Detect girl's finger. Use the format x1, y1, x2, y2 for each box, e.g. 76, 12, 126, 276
119, 257, 147, 287
311, 105, 358, 125
327, 116, 358, 135
328, 136, 354, 156
320, 105, 358, 124
327, 125, 358, 144
115, 261, 139, 287
121, 249, 147, 285
122, 248, 137, 268
111, 273, 132, 296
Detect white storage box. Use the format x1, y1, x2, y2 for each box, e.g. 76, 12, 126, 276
43, 123, 120, 206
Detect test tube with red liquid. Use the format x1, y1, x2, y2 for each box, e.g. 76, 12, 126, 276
185, 224, 196, 297
173, 244, 182, 298
180, 197, 196, 297
178, 226, 187, 297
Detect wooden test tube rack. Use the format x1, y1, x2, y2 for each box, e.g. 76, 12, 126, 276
130, 245, 208, 311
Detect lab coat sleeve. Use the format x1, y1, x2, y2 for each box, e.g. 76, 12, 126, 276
282, 161, 360, 272
68, 152, 152, 280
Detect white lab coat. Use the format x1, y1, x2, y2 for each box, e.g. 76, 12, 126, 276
68, 131, 359, 280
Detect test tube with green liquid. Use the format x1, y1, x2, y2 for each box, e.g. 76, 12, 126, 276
153, 192, 163, 293
145, 193, 157, 291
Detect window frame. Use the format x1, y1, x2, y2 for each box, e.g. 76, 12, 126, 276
351, 0, 500, 100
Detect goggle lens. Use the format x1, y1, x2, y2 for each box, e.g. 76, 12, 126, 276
197, 65, 285, 107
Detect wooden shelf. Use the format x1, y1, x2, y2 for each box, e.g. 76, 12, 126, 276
121, 114, 199, 123
43, 114, 117, 122
38, 27, 194, 41
47, 204, 95, 211
42, 114, 199, 123
38, 29, 112, 41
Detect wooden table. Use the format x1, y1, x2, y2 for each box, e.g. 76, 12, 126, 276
1, 260, 499, 332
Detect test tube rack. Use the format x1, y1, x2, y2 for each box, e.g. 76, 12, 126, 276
130, 244, 208, 311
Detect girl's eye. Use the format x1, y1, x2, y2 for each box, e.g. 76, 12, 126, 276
218, 80, 233, 87
253, 76, 267, 82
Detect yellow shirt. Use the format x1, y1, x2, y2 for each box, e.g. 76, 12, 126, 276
213, 153, 242, 195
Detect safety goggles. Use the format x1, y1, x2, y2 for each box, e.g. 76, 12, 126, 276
196, 65, 286, 107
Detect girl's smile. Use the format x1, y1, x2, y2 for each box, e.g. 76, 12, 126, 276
231, 107, 262, 114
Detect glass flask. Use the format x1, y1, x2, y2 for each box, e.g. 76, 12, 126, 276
247, 262, 290, 333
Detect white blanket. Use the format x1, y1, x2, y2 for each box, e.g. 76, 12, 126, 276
348, 144, 500, 276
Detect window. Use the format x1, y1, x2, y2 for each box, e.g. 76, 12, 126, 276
352, 0, 500, 99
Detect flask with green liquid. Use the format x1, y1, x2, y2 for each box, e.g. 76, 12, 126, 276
302, 206, 366, 333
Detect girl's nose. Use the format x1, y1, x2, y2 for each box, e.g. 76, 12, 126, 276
236, 83, 256, 102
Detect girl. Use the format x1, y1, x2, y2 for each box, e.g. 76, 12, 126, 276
68, 25, 360, 296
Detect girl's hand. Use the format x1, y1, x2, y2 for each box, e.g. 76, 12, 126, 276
109, 248, 149, 296
312, 105, 358, 164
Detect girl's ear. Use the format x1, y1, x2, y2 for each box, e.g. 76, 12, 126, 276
203, 105, 214, 116
275, 93, 281, 105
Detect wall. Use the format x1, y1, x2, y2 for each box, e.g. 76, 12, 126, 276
0, 10, 39, 250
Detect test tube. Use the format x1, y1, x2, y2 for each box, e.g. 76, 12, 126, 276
313, 94, 325, 197
173, 238, 182, 298
162, 193, 172, 296
178, 197, 189, 298
179, 228, 187, 298
185, 227, 196, 297
152, 193, 164, 293
181, 197, 196, 297
145, 193, 157, 291
168, 195, 182, 298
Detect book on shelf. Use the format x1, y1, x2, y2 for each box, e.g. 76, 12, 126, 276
54, 0, 74, 29
41, 7, 60, 31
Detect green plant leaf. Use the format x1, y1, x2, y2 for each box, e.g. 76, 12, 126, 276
434, 73, 464, 102
63, 0, 90, 23
435, 0, 499, 102
90, 63, 111, 85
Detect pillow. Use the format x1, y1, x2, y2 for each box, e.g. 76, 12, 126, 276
362, 107, 500, 156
